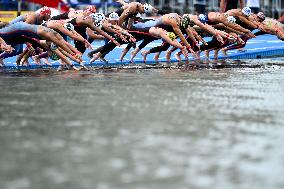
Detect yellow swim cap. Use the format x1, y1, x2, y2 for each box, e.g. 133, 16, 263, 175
167, 32, 176, 41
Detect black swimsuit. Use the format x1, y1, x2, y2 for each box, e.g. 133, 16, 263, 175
50, 12, 69, 20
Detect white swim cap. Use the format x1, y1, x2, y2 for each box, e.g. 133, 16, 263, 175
143, 3, 153, 13
91, 12, 106, 22
227, 16, 236, 23
94, 20, 103, 29
242, 7, 252, 17
108, 12, 119, 21
50, 42, 58, 50
63, 23, 74, 31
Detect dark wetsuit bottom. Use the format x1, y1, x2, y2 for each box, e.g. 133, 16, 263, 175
125, 31, 156, 50
200, 37, 223, 51
74, 26, 87, 54
0, 35, 42, 59
149, 42, 171, 54
222, 35, 248, 51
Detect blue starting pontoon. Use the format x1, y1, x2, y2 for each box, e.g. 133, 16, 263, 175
1, 34, 284, 70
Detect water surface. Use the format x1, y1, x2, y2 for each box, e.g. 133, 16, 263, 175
1, 61, 284, 189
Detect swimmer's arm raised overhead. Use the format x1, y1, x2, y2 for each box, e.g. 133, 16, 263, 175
118, 6, 134, 27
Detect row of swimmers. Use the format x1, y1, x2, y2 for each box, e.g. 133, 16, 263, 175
0, 2, 284, 70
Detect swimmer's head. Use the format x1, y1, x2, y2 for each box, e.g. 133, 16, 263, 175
63, 23, 74, 31
242, 7, 252, 17
94, 20, 103, 29
50, 53, 60, 61
85, 5, 96, 14
50, 42, 58, 51
180, 15, 190, 29
198, 14, 208, 24
39, 6, 51, 20
227, 16, 236, 24
143, 3, 153, 14
108, 12, 119, 21
91, 12, 106, 22
257, 12, 265, 22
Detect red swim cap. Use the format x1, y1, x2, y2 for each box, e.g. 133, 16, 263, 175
85, 5, 96, 13
40, 6, 51, 15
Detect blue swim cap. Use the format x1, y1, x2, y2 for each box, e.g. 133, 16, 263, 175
198, 14, 208, 24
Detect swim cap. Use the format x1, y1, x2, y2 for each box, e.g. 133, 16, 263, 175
94, 20, 103, 29
64, 23, 74, 31
41, 21, 47, 26
85, 5, 96, 13
257, 12, 265, 22
108, 12, 119, 21
242, 7, 252, 17
50, 43, 58, 50
180, 15, 190, 29
92, 12, 106, 22
143, 3, 153, 13
50, 53, 60, 61
167, 32, 176, 41
198, 14, 208, 24
227, 16, 236, 24
40, 6, 51, 16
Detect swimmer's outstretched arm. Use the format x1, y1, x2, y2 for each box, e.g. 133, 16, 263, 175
86, 28, 105, 40
84, 20, 120, 46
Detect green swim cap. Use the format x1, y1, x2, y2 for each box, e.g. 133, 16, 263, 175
167, 32, 176, 41
50, 53, 60, 61
180, 15, 190, 29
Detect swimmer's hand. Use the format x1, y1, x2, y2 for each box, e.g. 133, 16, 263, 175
237, 37, 245, 45
246, 32, 255, 38
70, 64, 80, 71
118, 34, 128, 43
181, 47, 188, 58
1, 44, 14, 53
186, 45, 198, 59
84, 40, 93, 50
216, 33, 224, 44
113, 40, 121, 47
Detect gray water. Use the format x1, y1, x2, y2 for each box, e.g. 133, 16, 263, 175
1, 62, 284, 189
